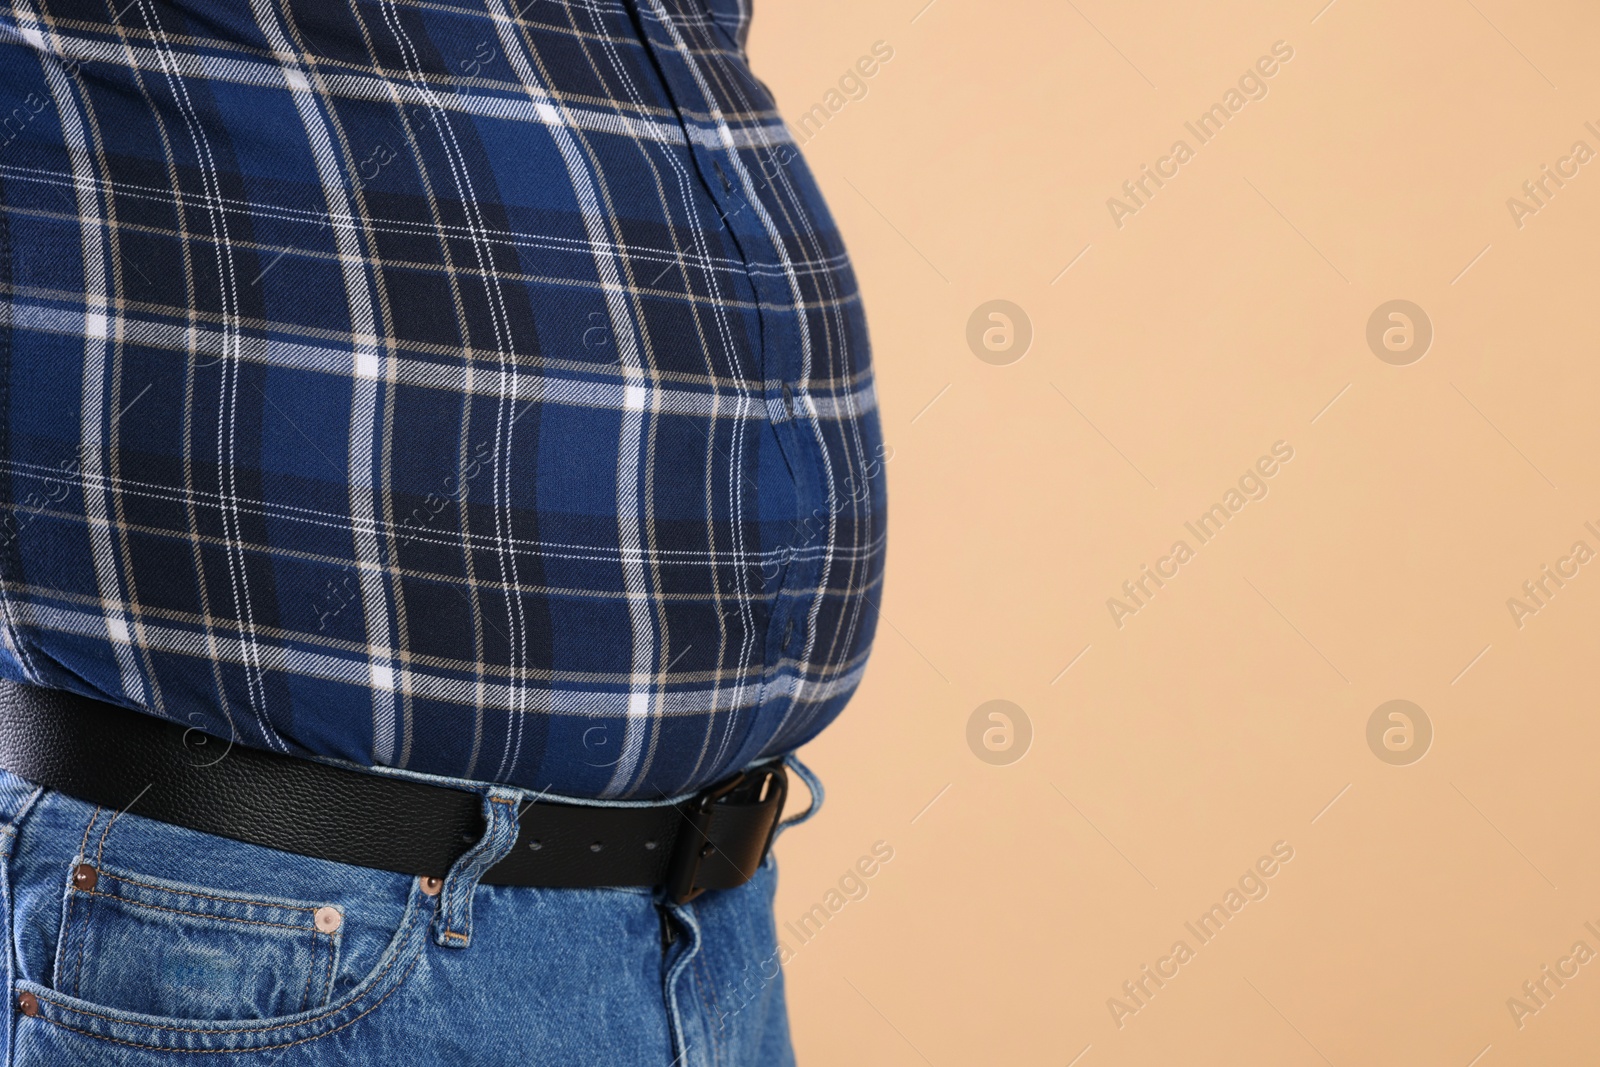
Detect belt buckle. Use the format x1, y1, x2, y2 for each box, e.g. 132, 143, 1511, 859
664, 761, 787, 905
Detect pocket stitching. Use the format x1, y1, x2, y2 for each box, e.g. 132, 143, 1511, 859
51, 862, 361, 1031
59, 805, 103, 996
322, 935, 337, 1004
70, 815, 106, 997
25, 887, 431, 1046
35, 941, 425, 1057
101, 870, 326, 915
70, 886, 320, 933
68, 884, 95, 998
298, 942, 316, 1015
297, 927, 340, 1014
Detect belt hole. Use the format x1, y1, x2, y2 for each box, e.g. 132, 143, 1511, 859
644, 840, 658, 851
589, 842, 604, 852
527, 839, 543, 851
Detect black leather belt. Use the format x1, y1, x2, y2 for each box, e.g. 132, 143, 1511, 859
0, 682, 787, 903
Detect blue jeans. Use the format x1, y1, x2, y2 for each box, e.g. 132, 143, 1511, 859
0, 766, 808, 1064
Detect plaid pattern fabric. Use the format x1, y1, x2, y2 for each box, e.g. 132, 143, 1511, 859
0, 0, 885, 798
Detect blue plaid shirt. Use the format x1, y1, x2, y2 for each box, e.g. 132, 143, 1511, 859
0, 0, 885, 799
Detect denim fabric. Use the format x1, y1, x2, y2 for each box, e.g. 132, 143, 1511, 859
0, 769, 795, 1064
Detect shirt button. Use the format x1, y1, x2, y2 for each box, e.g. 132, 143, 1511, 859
780, 383, 794, 416
712, 159, 733, 192
783, 619, 794, 648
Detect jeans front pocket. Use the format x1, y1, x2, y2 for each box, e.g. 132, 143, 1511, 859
3, 775, 434, 1057
54, 861, 342, 1022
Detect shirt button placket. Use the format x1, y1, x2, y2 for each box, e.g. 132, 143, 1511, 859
629, 5, 821, 714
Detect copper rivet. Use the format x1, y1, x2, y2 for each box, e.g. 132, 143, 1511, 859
72, 864, 98, 892
16, 992, 38, 1017
419, 876, 443, 897
314, 906, 342, 933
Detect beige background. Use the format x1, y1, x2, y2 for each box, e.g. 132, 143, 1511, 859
750, 1, 1600, 1064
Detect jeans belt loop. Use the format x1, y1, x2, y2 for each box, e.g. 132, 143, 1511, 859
434, 785, 522, 949
772, 754, 823, 842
